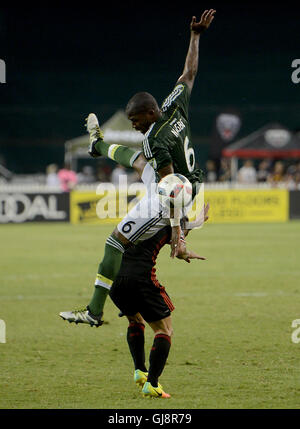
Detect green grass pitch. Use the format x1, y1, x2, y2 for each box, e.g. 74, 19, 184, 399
0, 221, 300, 409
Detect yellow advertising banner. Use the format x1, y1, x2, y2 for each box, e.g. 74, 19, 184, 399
70, 188, 289, 225
70, 186, 146, 224
204, 189, 289, 223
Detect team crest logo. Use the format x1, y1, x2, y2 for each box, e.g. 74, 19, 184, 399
216, 113, 241, 142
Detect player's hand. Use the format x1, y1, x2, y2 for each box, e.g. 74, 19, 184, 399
177, 250, 207, 264
191, 9, 216, 34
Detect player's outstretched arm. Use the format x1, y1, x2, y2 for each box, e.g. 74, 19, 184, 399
177, 9, 216, 91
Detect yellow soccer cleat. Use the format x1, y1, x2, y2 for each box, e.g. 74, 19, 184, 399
134, 370, 148, 388
142, 381, 171, 398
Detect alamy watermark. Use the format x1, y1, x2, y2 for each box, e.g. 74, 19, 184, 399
291, 319, 300, 343
0, 59, 6, 83
94, 175, 205, 229
0, 319, 6, 343
291, 59, 300, 84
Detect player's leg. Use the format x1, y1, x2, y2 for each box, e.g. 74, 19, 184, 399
126, 313, 149, 387
137, 280, 174, 398
141, 316, 172, 398
87, 229, 129, 315
60, 228, 130, 325
109, 278, 148, 388
87, 113, 146, 173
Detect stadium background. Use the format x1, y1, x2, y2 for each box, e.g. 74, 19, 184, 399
0, 2, 299, 174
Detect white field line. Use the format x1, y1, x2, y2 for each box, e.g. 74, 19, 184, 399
0, 294, 91, 301
0, 273, 83, 281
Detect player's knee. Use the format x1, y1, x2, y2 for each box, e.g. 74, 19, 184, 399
127, 313, 145, 325
153, 326, 173, 337
166, 326, 174, 337
155, 330, 173, 339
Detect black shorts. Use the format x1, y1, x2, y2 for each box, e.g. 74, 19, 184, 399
109, 276, 175, 323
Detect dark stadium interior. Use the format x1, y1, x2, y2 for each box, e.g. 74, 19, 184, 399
0, 2, 299, 173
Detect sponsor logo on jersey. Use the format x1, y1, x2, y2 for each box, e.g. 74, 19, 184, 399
161, 84, 184, 112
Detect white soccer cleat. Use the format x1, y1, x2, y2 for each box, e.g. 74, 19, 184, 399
59, 307, 103, 327
85, 113, 104, 157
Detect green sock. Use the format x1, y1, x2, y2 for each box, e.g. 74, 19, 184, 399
88, 235, 125, 316
88, 287, 109, 316
95, 140, 141, 168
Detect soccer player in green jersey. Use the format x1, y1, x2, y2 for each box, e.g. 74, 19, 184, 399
60, 9, 216, 327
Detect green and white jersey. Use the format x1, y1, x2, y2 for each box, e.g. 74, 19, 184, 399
142, 82, 203, 196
